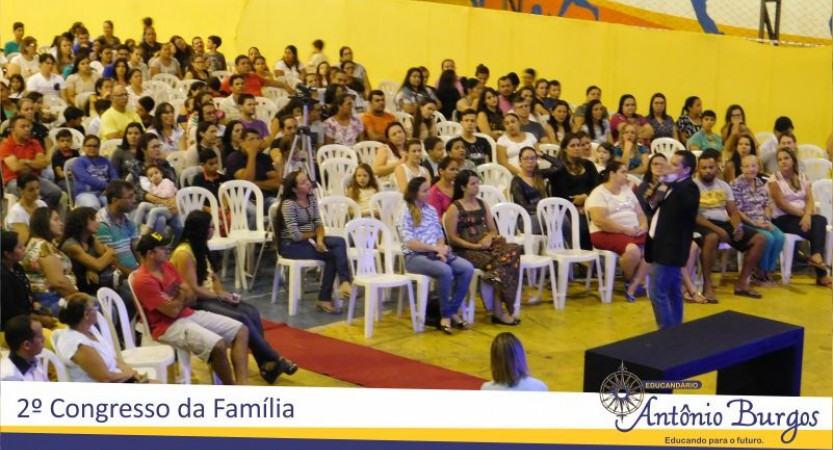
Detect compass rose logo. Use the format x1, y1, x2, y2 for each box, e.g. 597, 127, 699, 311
600, 362, 644, 418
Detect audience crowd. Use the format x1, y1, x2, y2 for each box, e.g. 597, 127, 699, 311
1, 17, 831, 388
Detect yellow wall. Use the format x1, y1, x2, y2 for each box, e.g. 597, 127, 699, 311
2, 0, 831, 145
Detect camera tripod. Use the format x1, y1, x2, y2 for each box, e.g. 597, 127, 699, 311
283, 94, 318, 185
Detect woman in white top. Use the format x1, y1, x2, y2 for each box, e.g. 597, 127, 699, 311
4, 172, 47, 244
147, 102, 185, 155
586, 160, 650, 302
7, 36, 40, 80
769, 148, 831, 287
65, 53, 100, 107
52, 293, 151, 383
393, 139, 430, 192
481, 332, 548, 391
273, 45, 305, 80
497, 113, 537, 175
149, 42, 182, 78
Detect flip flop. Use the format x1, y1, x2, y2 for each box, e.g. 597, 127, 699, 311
816, 276, 833, 288
733, 288, 762, 299
684, 291, 708, 304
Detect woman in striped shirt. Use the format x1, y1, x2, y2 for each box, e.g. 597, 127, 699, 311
274, 171, 353, 314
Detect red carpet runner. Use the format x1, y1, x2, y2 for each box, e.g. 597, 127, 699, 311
262, 321, 486, 389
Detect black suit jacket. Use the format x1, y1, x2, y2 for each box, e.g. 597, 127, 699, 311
645, 177, 700, 267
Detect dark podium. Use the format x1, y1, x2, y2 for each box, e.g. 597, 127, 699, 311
584, 311, 804, 396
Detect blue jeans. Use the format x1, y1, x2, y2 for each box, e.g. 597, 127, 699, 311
405, 253, 474, 318
75, 192, 107, 209
747, 225, 785, 272
648, 264, 683, 329
279, 236, 352, 301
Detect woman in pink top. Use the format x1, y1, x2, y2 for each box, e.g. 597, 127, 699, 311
427, 157, 459, 219
768, 148, 831, 287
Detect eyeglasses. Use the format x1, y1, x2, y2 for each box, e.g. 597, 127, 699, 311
521, 155, 538, 161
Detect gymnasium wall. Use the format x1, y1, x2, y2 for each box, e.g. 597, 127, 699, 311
3, 0, 831, 145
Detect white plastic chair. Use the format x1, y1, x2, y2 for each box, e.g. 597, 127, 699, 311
179, 166, 202, 188
474, 133, 498, 163
262, 87, 289, 103
802, 158, 832, 184
755, 131, 775, 145
254, 96, 277, 124
152, 73, 179, 90
378, 81, 400, 112
100, 139, 121, 158
797, 144, 827, 161
319, 195, 362, 236
37, 349, 70, 382
538, 143, 560, 169
166, 151, 186, 178
436, 121, 462, 137
353, 141, 387, 166
43, 95, 68, 120
369, 191, 406, 263
391, 111, 413, 131
126, 273, 193, 384
48, 127, 84, 149
63, 157, 77, 209
96, 287, 173, 383
316, 144, 358, 166
142, 80, 173, 103
344, 218, 418, 338
537, 198, 603, 308
211, 70, 232, 81
219, 180, 269, 290
268, 202, 327, 315
492, 203, 557, 312
477, 184, 507, 206
651, 137, 685, 159
319, 158, 357, 196
477, 163, 513, 197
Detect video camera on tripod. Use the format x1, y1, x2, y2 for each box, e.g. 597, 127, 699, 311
283, 83, 320, 182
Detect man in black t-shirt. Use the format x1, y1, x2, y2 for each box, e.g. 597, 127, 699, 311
458, 109, 492, 164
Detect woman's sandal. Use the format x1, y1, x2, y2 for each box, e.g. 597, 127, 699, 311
684, 291, 709, 304
316, 302, 342, 314
816, 276, 833, 288
733, 288, 762, 299
437, 324, 454, 335
451, 320, 471, 330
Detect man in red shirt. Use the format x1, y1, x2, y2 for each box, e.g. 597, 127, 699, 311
0, 115, 64, 208
220, 55, 295, 97
131, 232, 250, 385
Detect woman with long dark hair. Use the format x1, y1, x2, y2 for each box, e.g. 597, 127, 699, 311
274, 171, 353, 313
399, 176, 474, 335
220, 120, 244, 161
476, 87, 504, 139
65, 51, 99, 107
59, 206, 131, 300
129, 133, 181, 236
646, 93, 678, 141
580, 99, 610, 145
22, 207, 79, 315
274, 45, 305, 79
147, 101, 185, 154
171, 211, 299, 383
110, 122, 143, 178
436, 69, 461, 120
676, 96, 702, 143
445, 170, 522, 326
394, 67, 438, 115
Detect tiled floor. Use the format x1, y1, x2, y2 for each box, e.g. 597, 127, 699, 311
211, 251, 832, 396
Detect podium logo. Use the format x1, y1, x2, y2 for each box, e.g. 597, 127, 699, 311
599, 362, 644, 418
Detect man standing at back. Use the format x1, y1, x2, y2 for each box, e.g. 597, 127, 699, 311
645, 151, 699, 329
